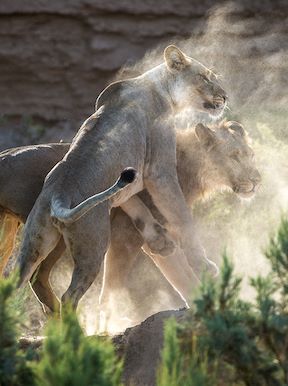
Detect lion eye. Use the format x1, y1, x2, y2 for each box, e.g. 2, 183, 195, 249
201, 75, 210, 83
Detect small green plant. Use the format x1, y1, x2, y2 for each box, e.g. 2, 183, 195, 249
0, 273, 35, 386
251, 215, 288, 382
33, 305, 123, 386
157, 318, 214, 386
0, 275, 123, 386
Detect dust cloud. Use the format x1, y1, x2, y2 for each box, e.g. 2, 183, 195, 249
50, 2, 288, 334
111, 2, 287, 324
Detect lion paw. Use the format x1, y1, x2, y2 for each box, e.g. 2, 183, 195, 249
146, 223, 176, 256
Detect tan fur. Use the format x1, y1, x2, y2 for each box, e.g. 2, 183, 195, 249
0, 144, 70, 279
0, 213, 20, 275
15, 45, 227, 311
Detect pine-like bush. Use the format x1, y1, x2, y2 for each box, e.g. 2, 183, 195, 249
33, 305, 123, 386
0, 274, 35, 386
157, 317, 214, 386
0, 276, 123, 386
158, 216, 288, 386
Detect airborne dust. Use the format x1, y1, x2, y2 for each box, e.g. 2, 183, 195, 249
46, 3, 288, 335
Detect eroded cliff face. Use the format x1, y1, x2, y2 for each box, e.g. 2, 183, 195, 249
0, 0, 208, 125
0, 0, 287, 133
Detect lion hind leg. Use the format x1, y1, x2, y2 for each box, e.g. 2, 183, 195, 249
0, 213, 20, 276
30, 238, 66, 315
145, 172, 219, 279
17, 217, 60, 288
61, 205, 110, 310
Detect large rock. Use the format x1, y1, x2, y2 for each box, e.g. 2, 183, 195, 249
114, 309, 186, 386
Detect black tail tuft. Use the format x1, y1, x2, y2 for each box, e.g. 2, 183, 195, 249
119, 167, 137, 184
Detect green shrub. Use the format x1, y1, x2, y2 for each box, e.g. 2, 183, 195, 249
33, 305, 123, 386
157, 318, 214, 386
158, 216, 288, 386
0, 276, 123, 386
0, 274, 35, 386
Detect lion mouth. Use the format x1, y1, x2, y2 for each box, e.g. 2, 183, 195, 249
203, 101, 225, 117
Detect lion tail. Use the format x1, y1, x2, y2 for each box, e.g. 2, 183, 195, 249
51, 167, 137, 224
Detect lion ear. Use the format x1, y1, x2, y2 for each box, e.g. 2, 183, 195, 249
164, 45, 189, 72
226, 121, 245, 137
195, 123, 216, 150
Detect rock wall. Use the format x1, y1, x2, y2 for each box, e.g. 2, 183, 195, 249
0, 0, 287, 128
0, 0, 208, 124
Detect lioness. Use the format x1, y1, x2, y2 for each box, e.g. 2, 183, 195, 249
16, 45, 227, 310
0, 144, 69, 276
99, 120, 261, 327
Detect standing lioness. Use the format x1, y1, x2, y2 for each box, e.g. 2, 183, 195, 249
100, 120, 261, 329
16, 45, 227, 310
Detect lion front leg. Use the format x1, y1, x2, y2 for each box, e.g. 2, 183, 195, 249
120, 195, 176, 256
145, 171, 219, 281
143, 244, 200, 306
30, 238, 66, 315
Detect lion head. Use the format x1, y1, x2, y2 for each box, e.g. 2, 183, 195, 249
164, 45, 227, 118
195, 121, 261, 198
